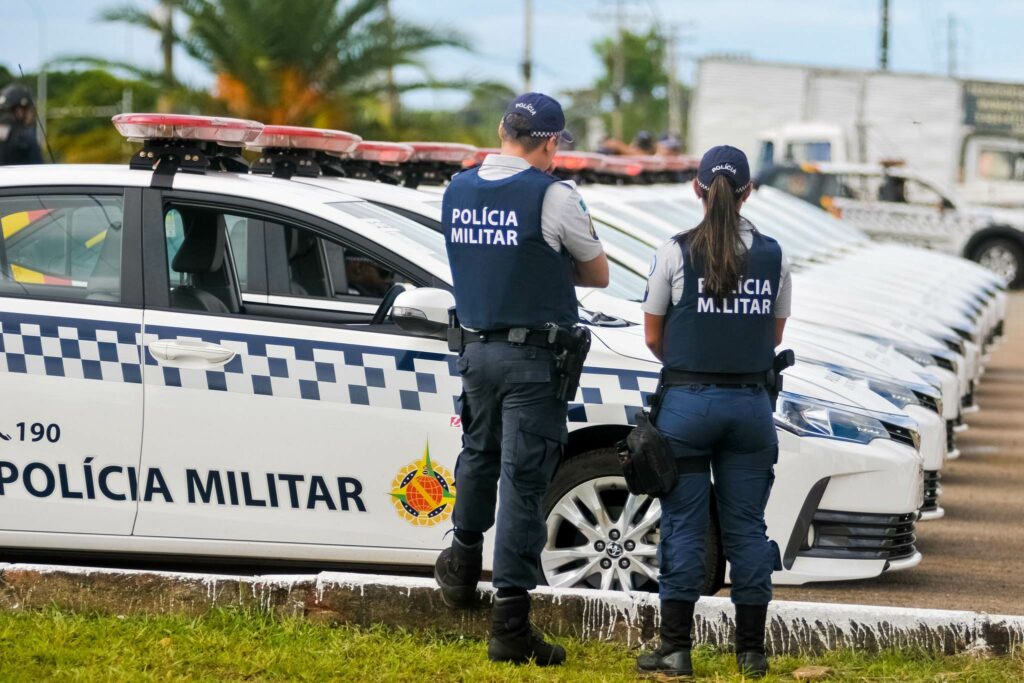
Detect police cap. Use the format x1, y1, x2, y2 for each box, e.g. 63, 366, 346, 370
502, 92, 573, 144
0, 83, 33, 112
697, 145, 751, 194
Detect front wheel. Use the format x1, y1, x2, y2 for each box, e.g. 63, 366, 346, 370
971, 236, 1024, 288
541, 447, 725, 595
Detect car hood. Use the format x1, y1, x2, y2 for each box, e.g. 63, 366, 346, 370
590, 324, 907, 416
580, 290, 946, 369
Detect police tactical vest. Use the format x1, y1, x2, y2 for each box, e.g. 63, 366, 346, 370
663, 229, 782, 374
443, 166, 578, 330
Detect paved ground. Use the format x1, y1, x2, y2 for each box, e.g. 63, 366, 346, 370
770, 292, 1024, 616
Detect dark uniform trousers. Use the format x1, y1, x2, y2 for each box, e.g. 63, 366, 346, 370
452, 341, 568, 590
654, 384, 782, 605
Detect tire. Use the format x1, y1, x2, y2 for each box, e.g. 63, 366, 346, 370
540, 447, 725, 595
970, 236, 1024, 289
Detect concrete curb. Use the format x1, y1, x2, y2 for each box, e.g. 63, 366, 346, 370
1, 563, 1022, 655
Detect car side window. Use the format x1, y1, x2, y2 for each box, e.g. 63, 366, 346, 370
155, 199, 424, 324
766, 169, 814, 202
820, 174, 855, 200
166, 209, 251, 289
162, 204, 246, 315
265, 222, 410, 302
976, 148, 1024, 182
903, 179, 946, 208
266, 223, 332, 298
331, 242, 398, 298
0, 194, 124, 303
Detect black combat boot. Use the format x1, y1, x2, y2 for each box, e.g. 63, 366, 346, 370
433, 536, 483, 608
487, 593, 566, 666
636, 599, 695, 678
735, 603, 770, 679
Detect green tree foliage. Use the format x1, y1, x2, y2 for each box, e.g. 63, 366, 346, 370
594, 28, 668, 98
99, 0, 183, 87
1, 67, 163, 163
61, 0, 471, 138
49, 70, 159, 163
176, 0, 467, 129
569, 27, 687, 148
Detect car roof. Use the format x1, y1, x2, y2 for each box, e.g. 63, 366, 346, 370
294, 176, 443, 216
0, 163, 365, 205
0, 163, 451, 278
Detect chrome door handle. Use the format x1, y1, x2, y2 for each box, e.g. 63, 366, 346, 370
148, 339, 236, 368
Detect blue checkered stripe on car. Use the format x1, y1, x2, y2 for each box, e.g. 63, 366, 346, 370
0, 310, 657, 425
143, 326, 660, 424
0, 311, 142, 384
569, 368, 659, 425
142, 325, 466, 415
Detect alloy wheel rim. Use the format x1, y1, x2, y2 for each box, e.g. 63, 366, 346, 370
978, 245, 1019, 283
542, 476, 660, 592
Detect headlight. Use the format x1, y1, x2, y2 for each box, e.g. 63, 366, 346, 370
775, 394, 890, 445
865, 378, 921, 408
809, 362, 927, 410
942, 336, 965, 355
895, 344, 960, 374
895, 345, 937, 368
931, 349, 960, 374
912, 391, 943, 416
838, 373, 921, 409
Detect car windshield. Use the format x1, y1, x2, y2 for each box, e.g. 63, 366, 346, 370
330, 200, 649, 302
757, 186, 869, 244
606, 259, 647, 301
327, 201, 449, 264
598, 220, 658, 262
626, 199, 703, 231
739, 201, 821, 260
587, 201, 675, 243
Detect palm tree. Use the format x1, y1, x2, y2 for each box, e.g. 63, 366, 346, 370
100, 0, 182, 88
178, 0, 468, 127
56, 0, 194, 112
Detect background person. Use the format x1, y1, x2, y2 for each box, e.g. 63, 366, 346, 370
0, 83, 44, 166
434, 92, 609, 667
638, 145, 792, 679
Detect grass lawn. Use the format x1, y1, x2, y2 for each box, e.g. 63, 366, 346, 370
0, 608, 1020, 682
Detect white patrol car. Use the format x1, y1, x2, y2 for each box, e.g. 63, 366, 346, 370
327, 169, 950, 520
757, 161, 1024, 288
575, 182, 985, 403
0, 116, 924, 594
573, 182, 987, 447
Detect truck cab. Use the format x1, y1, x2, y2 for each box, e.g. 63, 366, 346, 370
756, 123, 846, 175
961, 137, 1024, 207
757, 161, 1024, 288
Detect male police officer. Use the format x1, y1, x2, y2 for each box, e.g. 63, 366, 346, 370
435, 92, 609, 666
0, 84, 44, 166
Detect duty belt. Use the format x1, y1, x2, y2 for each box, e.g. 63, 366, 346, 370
458, 327, 559, 349
661, 368, 767, 387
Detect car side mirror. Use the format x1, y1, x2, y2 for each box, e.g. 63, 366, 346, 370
392, 287, 455, 339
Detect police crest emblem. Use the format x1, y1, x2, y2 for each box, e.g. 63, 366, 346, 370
390, 445, 456, 526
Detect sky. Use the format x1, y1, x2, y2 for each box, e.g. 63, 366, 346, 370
3, 0, 1024, 110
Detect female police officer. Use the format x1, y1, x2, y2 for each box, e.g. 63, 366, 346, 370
637, 145, 792, 679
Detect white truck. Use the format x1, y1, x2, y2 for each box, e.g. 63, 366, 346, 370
689, 57, 1024, 208
690, 58, 1024, 286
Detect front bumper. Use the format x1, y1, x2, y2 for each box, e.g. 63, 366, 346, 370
920, 470, 945, 520
800, 509, 919, 562
769, 435, 923, 586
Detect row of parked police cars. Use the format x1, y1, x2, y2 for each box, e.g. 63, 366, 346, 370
0, 114, 1006, 596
